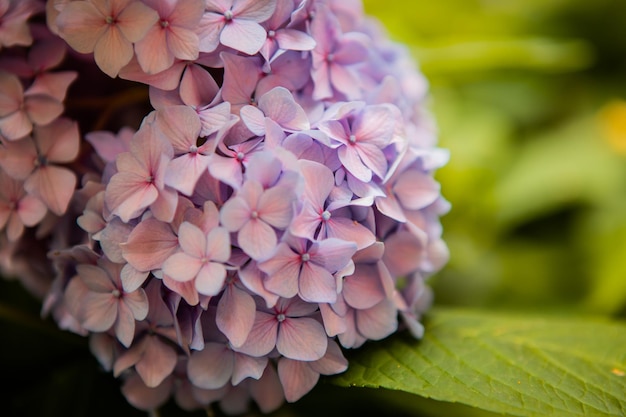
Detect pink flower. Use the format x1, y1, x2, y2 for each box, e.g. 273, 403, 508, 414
162, 219, 231, 298
64, 257, 149, 347
134, 0, 204, 74
220, 177, 295, 261
310, 4, 369, 100
0, 117, 79, 216
55, 0, 159, 77
258, 0, 316, 64
0, 70, 65, 141
234, 297, 328, 361
258, 234, 357, 303
0, 169, 47, 241
319, 103, 395, 183
199, 0, 276, 55
0, 0, 42, 50
104, 120, 177, 223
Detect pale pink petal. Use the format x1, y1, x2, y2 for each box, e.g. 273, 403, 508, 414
240, 105, 266, 136
338, 145, 371, 183
135, 25, 173, 74
277, 359, 319, 403
257, 186, 293, 228
120, 264, 149, 292
217, 285, 256, 347
0, 71, 22, 114
24, 165, 76, 216
149, 185, 178, 223
162, 252, 202, 282
196, 12, 223, 53
106, 173, 158, 222
93, 26, 134, 77
0, 110, 32, 141
135, 335, 178, 387
205, 226, 231, 261
80, 293, 118, 331
167, 26, 199, 61
56, 2, 107, 53
312, 238, 357, 272
309, 339, 348, 375
0, 137, 36, 179
258, 243, 299, 298
187, 343, 234, 389
114, 301, 137, 347
26, 71, 77, 102
355, 142, 387, 179
194, 262, 227, 296
121, 218, 178, 271
120, 371, 172, 410
324, 217, 375, 250
382, 231, 422, 278
123, 288, 149, 320
356, 299, 398, 340
394, 171, 440, 210
164, 153, 210, 196
232, 353, 268, 385
238, 219, 276, 260
6, 213, 24, 242
319, 303, 347, 337
117, 1, 160, 42
298, 262, 336, 303
276, 317, 327, 361
177, 221, 207, 259
219, 196, 251, 231
232, 0, 275, 21
156, 105, 201, 151
17, 194, 47, 226
76, 264, 114, 292
220, 19, 267, 55
329, 63, 360, 99
179, 64, 219, 107
342, 264, 385, 309
238, 262, 279, 308
353, 105, 395, 145
168, 0, 204, 27
35, 117, 80, 163
258, 87, 309, 132
275, 29, 316, 51
249, 365, 284, 413
234, 311, 277, 357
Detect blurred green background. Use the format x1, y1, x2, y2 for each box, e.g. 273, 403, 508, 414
364, 0, 626, 319
3, 0, 626, 416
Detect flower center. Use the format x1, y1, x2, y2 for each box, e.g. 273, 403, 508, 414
348, 134, 357, 144
326, 53, 334, 63
146, 175, 154, 184
250, 210, 259, 219
224, 10, 233, 21
276, 313, 286, 322
105, 15, 116, 25
189, 144, 198, 154
111, 289, 121, 298
301, 253, 310, 262
321, 210, 331, 221
268, 30, 276, 38
160, 19, 169, 28
33, 155, 47, 167
236, 151, 245, 161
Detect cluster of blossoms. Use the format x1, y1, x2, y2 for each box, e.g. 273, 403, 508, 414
0, 0, 449, 414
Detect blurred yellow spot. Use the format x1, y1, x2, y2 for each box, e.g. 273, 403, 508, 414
598, 100, 626, 156
611, 368, 625, 377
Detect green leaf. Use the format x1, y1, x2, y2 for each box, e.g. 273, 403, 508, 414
330, 308, 626, 417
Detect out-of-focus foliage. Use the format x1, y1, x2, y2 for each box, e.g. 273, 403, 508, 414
365, 0, 626, 317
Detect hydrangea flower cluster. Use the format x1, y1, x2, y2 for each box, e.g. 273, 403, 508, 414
0, 0, 449, 414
